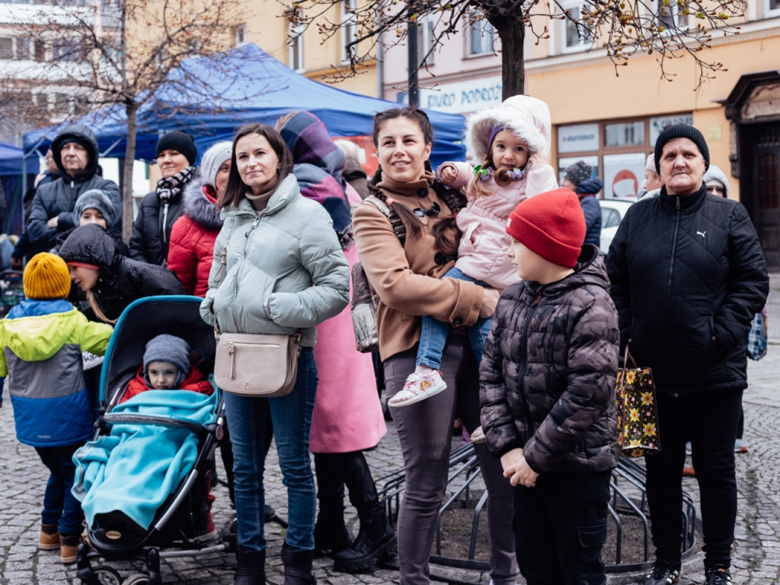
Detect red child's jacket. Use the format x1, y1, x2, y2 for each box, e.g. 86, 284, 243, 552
121, 365, 214, 403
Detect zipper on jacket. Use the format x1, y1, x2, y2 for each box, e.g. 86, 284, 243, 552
665, 197, 681, 312
517, 286, 544, 444
162, 203, 170, 243
232, 214, 261, 333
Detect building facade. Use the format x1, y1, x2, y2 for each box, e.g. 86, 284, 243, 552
381, 6, 780, 270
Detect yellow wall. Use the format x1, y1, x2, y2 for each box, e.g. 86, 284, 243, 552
527, 33, 780, 202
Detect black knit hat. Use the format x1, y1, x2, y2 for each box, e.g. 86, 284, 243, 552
654, 124, 709, 173
156, 130, 197, 166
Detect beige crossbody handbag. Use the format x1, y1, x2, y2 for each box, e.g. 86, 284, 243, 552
211, 222, 303, 398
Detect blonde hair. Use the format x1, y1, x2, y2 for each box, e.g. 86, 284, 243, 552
87, 290, 117, 324
467, 133, 532, 199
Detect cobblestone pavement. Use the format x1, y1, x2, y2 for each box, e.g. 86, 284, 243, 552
1, 277, 779, 585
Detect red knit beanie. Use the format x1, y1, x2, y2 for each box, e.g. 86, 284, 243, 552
505, 188, 586, 268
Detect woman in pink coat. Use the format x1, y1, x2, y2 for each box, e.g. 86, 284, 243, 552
276, 112, 390, 573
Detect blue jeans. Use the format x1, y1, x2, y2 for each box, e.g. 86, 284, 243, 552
34, 444, 84, 536
224, 347, 318, 553
417, 267, 492, 369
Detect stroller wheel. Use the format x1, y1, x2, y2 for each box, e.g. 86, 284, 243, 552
92, 566, 122, 585
122, 574, 149, 585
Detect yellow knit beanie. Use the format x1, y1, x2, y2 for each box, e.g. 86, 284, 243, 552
23, 253, 72, 300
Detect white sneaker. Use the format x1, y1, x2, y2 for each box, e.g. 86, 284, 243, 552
388, 370, 447, 407
470, 426, 486, 444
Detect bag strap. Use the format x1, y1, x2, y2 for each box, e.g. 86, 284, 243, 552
363, 194, 406, 246
621, 344, 638, 378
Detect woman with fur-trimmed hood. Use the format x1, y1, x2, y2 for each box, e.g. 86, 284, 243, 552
389, 95, 559, 408
167, 142, 231, 297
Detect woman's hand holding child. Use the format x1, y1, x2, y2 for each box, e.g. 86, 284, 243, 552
479, 288, 500, 319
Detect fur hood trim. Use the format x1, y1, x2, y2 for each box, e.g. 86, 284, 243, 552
182, 176, 223, 231
467, 95, 552, 163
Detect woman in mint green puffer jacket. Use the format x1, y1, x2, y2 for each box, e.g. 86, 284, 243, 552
200, 124, 349, 585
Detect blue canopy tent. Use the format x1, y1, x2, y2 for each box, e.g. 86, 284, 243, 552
24, 44, 466, 167
0, 142, 39, 234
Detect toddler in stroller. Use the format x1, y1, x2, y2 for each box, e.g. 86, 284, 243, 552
72, 296, 228, 585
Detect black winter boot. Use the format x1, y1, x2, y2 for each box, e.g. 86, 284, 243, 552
332, 507, 396, 573
235, 548, 266, 585
313, 453, 352, 554
281, 542, 317, 585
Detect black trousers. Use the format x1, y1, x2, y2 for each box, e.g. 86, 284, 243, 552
513, 471, 611, 585
645, 389, 742, 569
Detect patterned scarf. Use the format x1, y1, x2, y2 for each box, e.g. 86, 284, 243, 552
156, 166, 195, 203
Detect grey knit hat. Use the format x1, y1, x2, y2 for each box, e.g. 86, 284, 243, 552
654, 124, 709, 173
73, 189, 117, 228
143, 334, 190, 387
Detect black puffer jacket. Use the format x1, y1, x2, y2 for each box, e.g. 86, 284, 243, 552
59, 224, 185, 322
606, 185, 769, 397
128, 168, 200, 266
480, 246, 620, 475
27, 125, 121, 250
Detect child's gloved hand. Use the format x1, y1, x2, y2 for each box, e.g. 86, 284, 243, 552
438, 164, 458, 185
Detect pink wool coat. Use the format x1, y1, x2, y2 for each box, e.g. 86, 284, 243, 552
309, 185, 387, 454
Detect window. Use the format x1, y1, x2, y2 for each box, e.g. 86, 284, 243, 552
768, 0, 780, 15
468, 11, 494, 56
562, 2, 592, 52
341, 0, 358, 63
604, 121, 645, 148
0, 38, 12, 60
52, 38, 85, 61
601, 208, 622, 229
656, 3, 688, 32
235, 25, 247, 47
15, 37, 32, 60
289, 22, 304, 72
417, 16, 435, 65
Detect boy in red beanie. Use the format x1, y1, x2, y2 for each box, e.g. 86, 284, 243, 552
479, 188, 620, 585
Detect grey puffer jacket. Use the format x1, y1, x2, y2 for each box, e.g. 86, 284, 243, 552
200, 174, 350, 347
480, 246, 620, 475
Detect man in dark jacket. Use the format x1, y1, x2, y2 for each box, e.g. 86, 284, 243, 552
26, 126, 121, 252
606, 125, 769, 585
576, 176, 603, 248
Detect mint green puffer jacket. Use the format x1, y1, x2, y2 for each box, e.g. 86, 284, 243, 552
200, 174, 349, 347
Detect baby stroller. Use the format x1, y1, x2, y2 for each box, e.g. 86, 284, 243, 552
76, 296, 230, 585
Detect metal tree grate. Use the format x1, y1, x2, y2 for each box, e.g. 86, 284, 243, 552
375, 443, 697, 581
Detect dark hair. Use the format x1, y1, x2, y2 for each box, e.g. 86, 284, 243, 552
368, 107, 462, 255
220, 124, 294, 209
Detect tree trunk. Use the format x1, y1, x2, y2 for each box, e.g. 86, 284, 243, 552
491, 17, 525, 99
122, 101, 137, 243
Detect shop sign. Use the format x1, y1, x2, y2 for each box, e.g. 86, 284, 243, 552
397, 76, 503, 114
603, 153, 646, 198
558, 123, 600, 153
649, 114, 694, 146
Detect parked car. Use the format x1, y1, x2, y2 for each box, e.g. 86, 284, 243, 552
598, 198, 635, 252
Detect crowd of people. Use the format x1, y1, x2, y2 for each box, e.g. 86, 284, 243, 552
0, 96, 769, 585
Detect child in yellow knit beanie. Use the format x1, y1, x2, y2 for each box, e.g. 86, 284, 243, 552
0, 253, 113, 565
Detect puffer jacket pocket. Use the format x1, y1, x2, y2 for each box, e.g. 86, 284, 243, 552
234, 262, 276, 331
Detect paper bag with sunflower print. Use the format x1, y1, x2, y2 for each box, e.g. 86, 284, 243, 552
615, 346, 661, 458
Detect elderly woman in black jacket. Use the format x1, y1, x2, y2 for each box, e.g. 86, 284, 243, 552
606, 125, 769, 585
60, 224, 184, 323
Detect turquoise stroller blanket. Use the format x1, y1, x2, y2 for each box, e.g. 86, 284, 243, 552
72, 389, 218, 531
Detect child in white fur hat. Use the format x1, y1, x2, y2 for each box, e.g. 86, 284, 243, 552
389, 95, 559, 412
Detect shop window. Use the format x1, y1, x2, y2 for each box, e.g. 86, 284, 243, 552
289, 22, 304, 72
468, 11, 495, 56
562, 1, 592, 52
0, 38, 12, 60
604, 121, 645, 148
341, 0, 358, 63
417, 15, 435, 65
